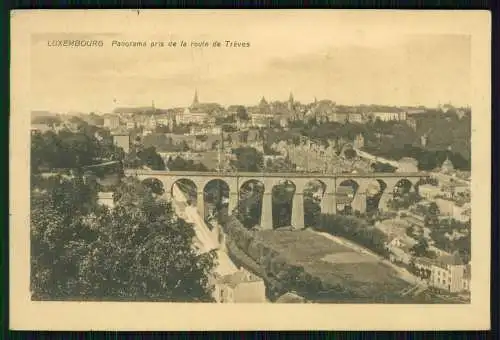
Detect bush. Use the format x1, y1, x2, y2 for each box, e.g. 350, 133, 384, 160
222, 215, 339, 299
315, 214, 389, 257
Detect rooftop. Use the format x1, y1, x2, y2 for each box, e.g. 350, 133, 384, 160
216, 268, 262, 288
276, 292, 307, 303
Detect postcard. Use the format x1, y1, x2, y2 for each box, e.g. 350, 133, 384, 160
10, 10, 491, 330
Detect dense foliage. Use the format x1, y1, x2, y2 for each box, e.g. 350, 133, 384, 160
136, 146, 166, 170
166, 156, 210, 172
30, 175, 216, 301
230, 147, 264, 172
314, 215, 390, 258
31, 124, 124, 172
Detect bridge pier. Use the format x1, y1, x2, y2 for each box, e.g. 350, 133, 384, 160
197, 191, 205, 220
321, 192, 337, 215
351, 181, 370, 214
260, 191, 273, 230
228, 192, 238, 215
351, 192, 367, 214
292, 193, 305, 229
378, 192, 392, 212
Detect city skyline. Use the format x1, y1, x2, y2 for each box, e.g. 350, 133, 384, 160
30, 12, 471, 113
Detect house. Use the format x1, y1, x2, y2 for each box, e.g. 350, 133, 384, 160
175, 108, 209, 125
418, 184, 442, 200
353, 133, 365, 149
213, 268, 266, 303
103, 114, 120, 130
429, 253, 467, 293
370, 110, 407, 122
385, 235, 416, 265
414, 253, 468, 293
111, 129, 131, 153
441, 157, 455, 174
462, 264, 471, 292
435, 198, 471, 223
347, 112, 364, 123
97, 192, 114, 208
276, 291, 306, 303
251, 113, 273, 128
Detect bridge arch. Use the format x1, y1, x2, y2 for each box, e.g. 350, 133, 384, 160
272, 179, 296, 229
171, 178, 198, 205
203, 179, 230, 223
336, 179, 359, 215
303, 179, 327, 227
392, 178, 415, 197
365, 179, 387, 214
238, 179, 265, 229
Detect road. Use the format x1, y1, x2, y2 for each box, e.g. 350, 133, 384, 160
171, 183, 239, 277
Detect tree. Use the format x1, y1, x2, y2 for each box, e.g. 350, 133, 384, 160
31, 123, 125, 171
31, 176, 217, 302
167, 156, 209, 172
410, 238, 434, 258
344, 148, 357, 160
155, 124, 170, 133
142, 178, 165, 196
137, 146, 166, 170
231, 147, 264, 172
236, 106, 249, 121
424, 202, 440, 227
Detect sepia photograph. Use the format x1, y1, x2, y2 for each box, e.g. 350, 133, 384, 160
11, 10, 491, 330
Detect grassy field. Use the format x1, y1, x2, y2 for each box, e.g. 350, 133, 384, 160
254, 229, 410, 300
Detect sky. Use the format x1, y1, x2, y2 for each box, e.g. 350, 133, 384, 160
30, 11, 472, 113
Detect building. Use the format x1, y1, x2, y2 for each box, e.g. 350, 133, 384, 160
176, 108, 209, 125
418, 184, 442, 200
276, 291, 306, 303
441, 157, 455, 173
104, 115, 120, 130
353, 133, 365, 149
250, 113, 273, 128
156, 113, 175, 129
279, 116, 289, 128
189, 125, 222, 136
348, 113, 364, 123
440, 181, 470, 199
146, 115, 158, 129
429, 253, 468, 293
330, 112, 349, 123
112, 130, 131, 153
420, 134, 428, 147
97, 192, 114, 208
385, 237, 414, 265
174, 90, 221, 125
370, 111, 407, 122
462, 264, 471, 292
435, 198, 470, 223
213, 268, 266, 303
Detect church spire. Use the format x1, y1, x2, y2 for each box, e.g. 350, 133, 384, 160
192, 89, 199, 107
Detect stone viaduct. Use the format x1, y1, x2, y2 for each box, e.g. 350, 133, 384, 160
125, 170, 431, 230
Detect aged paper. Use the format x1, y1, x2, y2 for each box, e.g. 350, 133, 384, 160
11, 10, 490, 330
